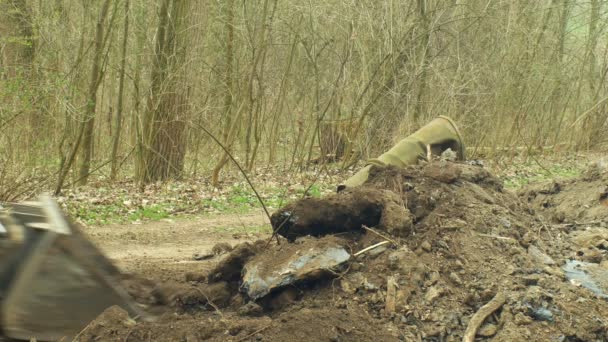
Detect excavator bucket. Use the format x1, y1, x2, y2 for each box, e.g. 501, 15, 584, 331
340, 116, 465, 189
0, 197, 144, 341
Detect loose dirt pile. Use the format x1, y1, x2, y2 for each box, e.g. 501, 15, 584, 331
520, 159, 608, 225
77, 162, 608, 342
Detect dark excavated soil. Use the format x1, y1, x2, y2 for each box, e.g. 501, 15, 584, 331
77, 162, 608, 342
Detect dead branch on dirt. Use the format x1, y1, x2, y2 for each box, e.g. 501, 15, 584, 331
362, 225, 399, 246
193, 287, 224, 318
385, 276, 398, 313
475, 233, 517, 243
354, 241, 390, 257
555, 221, 604, 226
463, 292, 506, 342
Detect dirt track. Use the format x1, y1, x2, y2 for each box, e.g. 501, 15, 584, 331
82, 213, 268, 280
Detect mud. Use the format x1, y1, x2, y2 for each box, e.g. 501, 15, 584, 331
78, 162, 608, 342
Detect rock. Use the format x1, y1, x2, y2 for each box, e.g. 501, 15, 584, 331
241, 237, 351, 299
514, 312, 533, 326
528, 245, 556, 265
542, 266, 565, 279
572, 228, 608, 249
421, 241, 432, 252
477, 323, 498, 337
340, 279, 357, 295
449, 272, 463, 285
425, 286, 443, 303
528, 307, 553, 322
379, 201, 414, 237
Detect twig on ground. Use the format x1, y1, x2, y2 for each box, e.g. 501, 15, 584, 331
476, 233, 517, 243
354, 241, 390, 257
362, 225, 399, 246
463, 292, 507, 342
236, 324, 272, 342
193, 287, 224, 318
555, 221, 603, 226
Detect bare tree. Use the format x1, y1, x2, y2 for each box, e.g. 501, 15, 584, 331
137, 0, 190, 183
77, 0, 112, 185
110, 0, 130, 179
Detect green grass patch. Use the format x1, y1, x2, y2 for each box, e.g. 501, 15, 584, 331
503, 163, 582, 189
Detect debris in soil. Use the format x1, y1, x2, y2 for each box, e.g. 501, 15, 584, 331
527, 245, 556, 265
193, 242, 234, 260
79, 161, 608, 342
241, 236, 350, 299
206, 241, 265, 283
563, 260, 608, 298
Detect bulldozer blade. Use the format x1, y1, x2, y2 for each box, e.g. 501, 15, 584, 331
0, 198, 144, 341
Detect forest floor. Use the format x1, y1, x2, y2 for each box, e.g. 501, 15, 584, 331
73, 151, 608, 342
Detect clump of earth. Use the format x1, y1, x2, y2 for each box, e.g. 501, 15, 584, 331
77, 161, 608, 342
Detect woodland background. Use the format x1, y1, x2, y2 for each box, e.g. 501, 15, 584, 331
1, 0, 607, 204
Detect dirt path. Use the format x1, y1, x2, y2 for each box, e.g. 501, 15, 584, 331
81, 212, 269, 281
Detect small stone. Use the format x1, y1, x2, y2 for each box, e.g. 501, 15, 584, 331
425, 286, 443, 303
477, 323, 497, 337
428, 272, 440, 285
542, 266, 565, 279
528, 245, 556, 265
528, 307, 553, 322
514, 312, 533, 326
238, 302, 264, 317
449, 272, 463, 285
421, 241, 432, 252
340, 280, 357, 294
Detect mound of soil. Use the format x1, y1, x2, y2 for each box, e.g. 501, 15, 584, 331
520, 161, 608, 224
79, 162, 608, 342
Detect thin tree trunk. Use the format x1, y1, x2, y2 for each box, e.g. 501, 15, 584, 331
78, 0, 112, 185
211, 0, 236, 187
414, 0, 430, 123
110, 0, 130, 180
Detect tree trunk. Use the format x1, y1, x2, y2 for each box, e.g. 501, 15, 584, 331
211, 0, 236, 187
78, 0, 112, 185
137, 0, 190, 183
110, 0, 130, 180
